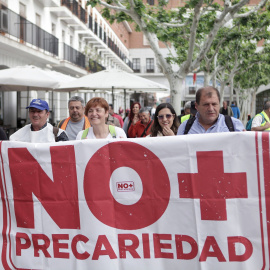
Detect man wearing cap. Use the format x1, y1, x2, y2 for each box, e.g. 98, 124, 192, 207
10, 99, 69, 143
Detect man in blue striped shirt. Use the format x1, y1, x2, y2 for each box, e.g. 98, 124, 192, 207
177, 86, 245, 135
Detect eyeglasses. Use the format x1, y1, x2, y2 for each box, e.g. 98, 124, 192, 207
29, 108, 43, 114
157, 114, 174, 120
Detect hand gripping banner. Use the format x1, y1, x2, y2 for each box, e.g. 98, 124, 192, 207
0, 132, 269, 269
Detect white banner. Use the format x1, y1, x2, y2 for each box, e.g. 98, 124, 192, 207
0, 132, 269, 269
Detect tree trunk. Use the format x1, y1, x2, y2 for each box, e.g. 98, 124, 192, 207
167, 73, 185, 115
219, 82, 226, 104
204, 71, 211, 86
250, 88, 257, 116
229, 77, 234, 105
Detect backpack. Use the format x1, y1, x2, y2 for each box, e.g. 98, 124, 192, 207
245, 113, 265, 131
81, 125, 116, 139
184, 115, 234, 134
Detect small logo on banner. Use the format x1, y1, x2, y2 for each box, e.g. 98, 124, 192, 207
117, 181, 135, 192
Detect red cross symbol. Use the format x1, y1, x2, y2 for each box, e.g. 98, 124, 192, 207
178, 151, 247, 221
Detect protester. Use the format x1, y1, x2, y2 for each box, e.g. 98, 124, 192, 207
189, 101, 197, 116
123, 102, 141, 136
251, 101, 270, 131
219, 101, 233, 116
0, 127, 8, 140
128, 107, 153, 138
106, 112, 121, 127
58, 96, 90, 140
177, 86, 245, 135
118, 106, 124, 117
108, 104, 124, 127
150, 103, 179, 137
178, 101, 197, 125
10, 99, 68, 142
178, 101, 191, 124
76, 97, 126, 139
231, 101, 240, 119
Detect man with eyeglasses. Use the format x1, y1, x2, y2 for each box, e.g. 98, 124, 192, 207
128, 107, 153, 138
10, 99, 69, 143
177, 86, 245, 135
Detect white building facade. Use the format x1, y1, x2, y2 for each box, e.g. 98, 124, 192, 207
0, 0, 133, 133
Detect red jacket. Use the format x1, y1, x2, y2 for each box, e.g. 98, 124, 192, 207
128, 119, 153, 138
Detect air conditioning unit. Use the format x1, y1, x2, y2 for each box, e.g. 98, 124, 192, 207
0, 9, 8, 32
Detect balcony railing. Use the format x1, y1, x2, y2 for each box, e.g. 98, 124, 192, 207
61, 0, 87, 24
0, 6, 58, 56
94, 21, 98, 35
79, 5, 86, 23
132, 66, 156, 73
63, 43, 85, 68
87, 20, 132, 69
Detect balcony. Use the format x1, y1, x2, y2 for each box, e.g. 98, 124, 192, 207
0, 6, 58, 56
133, 68, 141, 73
63, 43, 85, 68
61, 0, 87, 24
86, 19, 132, 69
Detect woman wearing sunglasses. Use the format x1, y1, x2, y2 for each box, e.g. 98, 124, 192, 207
150, 103, 179, 137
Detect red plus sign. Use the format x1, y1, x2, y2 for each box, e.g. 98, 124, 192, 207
178, 151, 247, 221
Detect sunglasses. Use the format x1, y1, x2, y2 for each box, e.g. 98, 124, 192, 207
157, 114, 174, 120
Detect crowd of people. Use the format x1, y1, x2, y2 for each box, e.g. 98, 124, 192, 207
2, 85, 269, 143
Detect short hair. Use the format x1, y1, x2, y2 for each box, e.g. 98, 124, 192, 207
264, 101, 270, 110
184, 101, 191, 110
150, 103, 179, 136
196, 86, 220, 104
109, 103, 113, 109
68, 96, 85, 107
139, 107, 150, 114
85, 97, 109, 115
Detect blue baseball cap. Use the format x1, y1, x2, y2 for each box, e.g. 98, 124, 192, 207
26, 99, 49, 111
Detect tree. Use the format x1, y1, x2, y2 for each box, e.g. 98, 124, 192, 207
87, 0, 268, 114
234, 53, 270, 122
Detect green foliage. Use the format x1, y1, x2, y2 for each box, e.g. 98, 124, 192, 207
134, 0, 146, 17
87, 0, 100, 8
86, 0, 270, 93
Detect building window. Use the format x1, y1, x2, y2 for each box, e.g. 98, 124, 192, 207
132, 58, 140, 73
70, 36, 73, 46
189, 87, 196, 95
19, 2, 26, 18
146, 58, 154, 73
62, 30, 65, 43
52, 23, 56, 36
147, 0, 154, 5
35, 13, 41, 27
